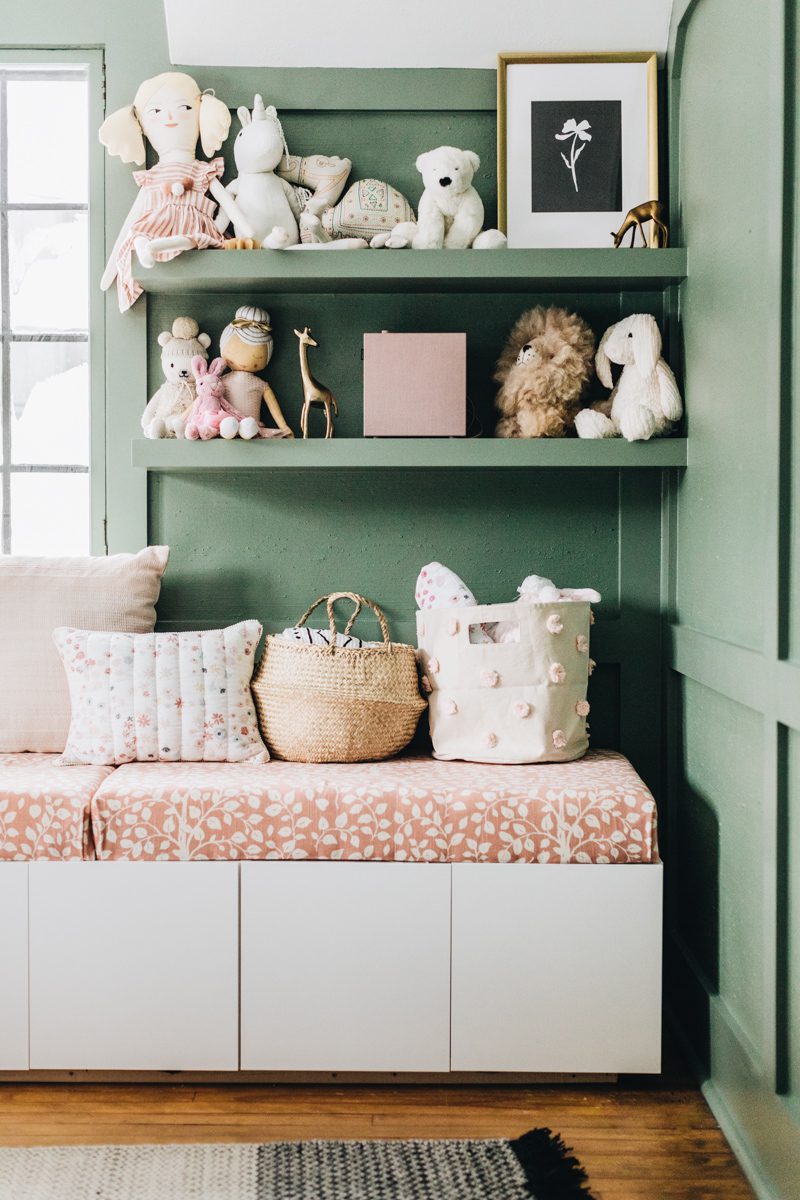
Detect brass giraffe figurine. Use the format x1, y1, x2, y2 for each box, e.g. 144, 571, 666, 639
294, 326, 339, 439
611, 199, 669, 248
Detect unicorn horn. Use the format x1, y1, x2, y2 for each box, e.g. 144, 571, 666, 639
252, 94, 267, 121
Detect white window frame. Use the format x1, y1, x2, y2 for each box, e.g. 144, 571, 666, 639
0, 48, 105, 555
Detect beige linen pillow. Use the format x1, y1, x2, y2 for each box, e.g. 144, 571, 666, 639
0, 547, 169, 753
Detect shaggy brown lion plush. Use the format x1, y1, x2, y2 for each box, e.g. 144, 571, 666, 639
494, 306, 595, 438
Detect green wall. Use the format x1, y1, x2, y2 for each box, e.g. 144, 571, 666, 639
9, 0, 800, 1194
666, 1, 800, 1195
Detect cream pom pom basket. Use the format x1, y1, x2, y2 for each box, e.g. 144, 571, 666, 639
416, 600, 592, 764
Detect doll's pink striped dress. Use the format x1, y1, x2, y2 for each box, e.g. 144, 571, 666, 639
116, 158, 227, 311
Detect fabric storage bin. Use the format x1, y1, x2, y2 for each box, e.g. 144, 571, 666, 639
416, 601, 591, 764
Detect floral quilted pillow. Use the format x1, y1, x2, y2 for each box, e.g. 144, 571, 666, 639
53, 621, 269, 765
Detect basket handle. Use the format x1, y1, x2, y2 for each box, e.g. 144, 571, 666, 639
295, 592, 391, 652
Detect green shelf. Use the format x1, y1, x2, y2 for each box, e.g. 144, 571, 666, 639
132, 247, 688, 295
132, 436, 688, 471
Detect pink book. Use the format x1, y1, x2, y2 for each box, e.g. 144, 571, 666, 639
363, 332, 467, 437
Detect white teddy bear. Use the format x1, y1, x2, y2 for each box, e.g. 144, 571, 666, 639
141, 316, 211, 439
375, 146, 507, 250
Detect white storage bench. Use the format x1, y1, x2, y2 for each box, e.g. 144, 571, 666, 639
0, 750, 662, 1077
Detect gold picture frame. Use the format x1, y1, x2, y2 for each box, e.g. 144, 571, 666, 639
497, 52, 659, 245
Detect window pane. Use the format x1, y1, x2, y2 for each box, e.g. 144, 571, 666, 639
8, 210, 88, 332
10, 473, 89, 555
11, 342, 89, 465
7, 78, 88, 203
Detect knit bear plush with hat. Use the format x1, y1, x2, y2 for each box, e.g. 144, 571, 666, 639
140, 316, 211, 439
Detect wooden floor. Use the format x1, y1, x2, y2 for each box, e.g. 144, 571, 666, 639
0, 1072, 754, 1200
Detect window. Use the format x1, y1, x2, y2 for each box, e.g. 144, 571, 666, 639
0, 65, 90, 555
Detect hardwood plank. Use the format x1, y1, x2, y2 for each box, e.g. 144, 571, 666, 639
0, 1076, 754, 1199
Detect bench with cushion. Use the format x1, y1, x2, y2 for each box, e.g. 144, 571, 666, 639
0, 748, 662, 1078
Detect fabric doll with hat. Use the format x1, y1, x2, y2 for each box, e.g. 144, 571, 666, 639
99, 72, 253, 311
218, 305, 294, 438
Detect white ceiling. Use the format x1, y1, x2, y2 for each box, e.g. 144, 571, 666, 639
164, 0, 674, 69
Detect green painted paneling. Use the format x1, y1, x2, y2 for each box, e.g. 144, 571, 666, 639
668, 0, 800, 1195
673, 0, 780, 651
678, 678, 766, 1049
787, 729, 800, 1100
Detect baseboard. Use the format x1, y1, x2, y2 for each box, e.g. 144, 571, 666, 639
0, 1069, 618, 1084
699, 1079, 783, 1200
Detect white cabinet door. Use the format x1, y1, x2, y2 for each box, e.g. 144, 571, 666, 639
241, 862, 451, 1071
0, 865, 28, 1070
29, 862, 239, 1070
451, 864, 662, 1073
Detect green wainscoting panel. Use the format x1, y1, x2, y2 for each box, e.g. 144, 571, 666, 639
678, 678, 766, 1052
667, 0, 800, 1195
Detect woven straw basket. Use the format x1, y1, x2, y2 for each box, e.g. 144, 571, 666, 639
252, 593, 426, 763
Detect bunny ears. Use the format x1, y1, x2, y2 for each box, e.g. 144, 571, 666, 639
192, 356, 225, 381
99, 72, 231, 165
595, 313, 662, 387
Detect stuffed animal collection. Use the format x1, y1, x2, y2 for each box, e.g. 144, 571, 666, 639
99, 74, 507, 310
493, 307, 681, 441
145, 305, 293, 440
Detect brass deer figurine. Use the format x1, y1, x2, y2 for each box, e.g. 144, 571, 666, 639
611, 200, 669, 248
294, 326, 339, 439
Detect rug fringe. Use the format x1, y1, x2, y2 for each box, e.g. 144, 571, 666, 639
510, 1127, 594, 1199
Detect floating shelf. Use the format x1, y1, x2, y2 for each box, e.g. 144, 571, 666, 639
132, 248, 688, 295
133, 437, 688, 471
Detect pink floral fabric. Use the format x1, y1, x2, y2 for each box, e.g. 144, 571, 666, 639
0, 753, 113, 861
90, 750, 658, 864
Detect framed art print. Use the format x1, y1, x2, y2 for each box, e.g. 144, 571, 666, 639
497, 53, 658, 248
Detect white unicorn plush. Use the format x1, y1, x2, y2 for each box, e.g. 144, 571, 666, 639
223, 97, 367, 251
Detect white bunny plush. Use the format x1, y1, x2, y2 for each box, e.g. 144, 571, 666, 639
517, 575, 601, 604
574, 313, 682, 442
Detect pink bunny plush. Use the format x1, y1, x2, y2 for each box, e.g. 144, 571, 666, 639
184, 356, 248, 441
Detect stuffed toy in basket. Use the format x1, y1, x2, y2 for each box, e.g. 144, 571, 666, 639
252, 593, 426, 763
416, 600, 592, 764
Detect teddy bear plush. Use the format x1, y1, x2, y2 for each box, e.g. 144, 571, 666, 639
373, 146, 507, 250
574, 313, 683, 442
140, 316, 211, 439
493, 306, 595, 438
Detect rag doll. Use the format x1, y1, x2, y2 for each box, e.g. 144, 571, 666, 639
99, 72, 252, 311
218, 305, 293, 438
574, 313, 683, 442
141, 316, 211, 439
494, 307, 595, 438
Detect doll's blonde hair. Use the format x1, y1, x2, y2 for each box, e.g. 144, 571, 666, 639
99, 72, 231, 165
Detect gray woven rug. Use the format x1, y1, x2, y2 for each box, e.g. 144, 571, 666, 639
0, 1130, 593, 1199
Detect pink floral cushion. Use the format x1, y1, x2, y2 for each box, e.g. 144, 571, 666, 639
53, 621, 269, 766
89, 750, 658, 864
0, 753, 113, 861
